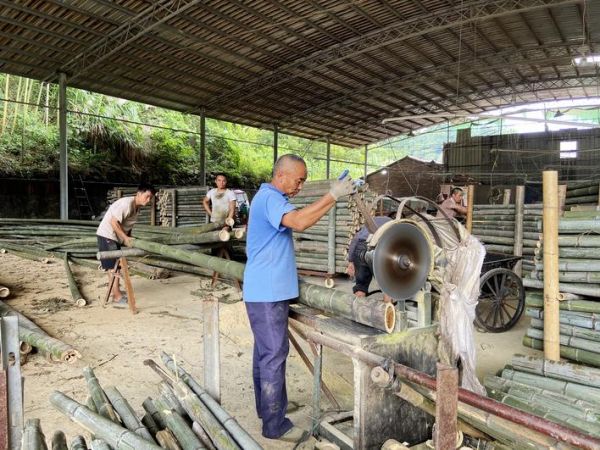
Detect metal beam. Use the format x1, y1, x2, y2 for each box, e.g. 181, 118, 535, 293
58, 72, 68, 220
364, 145, 368, 179
205, 0, 580, 108
273, 124, 279, 164
326, 137, 331, 179
61, 0, 205, 82
278, 44, 577, 128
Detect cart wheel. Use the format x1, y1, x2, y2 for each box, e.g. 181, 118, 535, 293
476, 268, 524, 332
324, 278, 335, 289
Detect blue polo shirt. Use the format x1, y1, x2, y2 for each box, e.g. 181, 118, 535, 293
243, 183, 298, 302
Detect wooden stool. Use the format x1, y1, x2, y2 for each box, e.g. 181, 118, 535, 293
103, 257, 137, 314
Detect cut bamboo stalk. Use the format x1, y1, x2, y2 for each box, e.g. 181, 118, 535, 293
63, 254, 86, 307
70, 435, 87, 450
161, 353, 261, 450
523, 277, 600, 297
90, 440, 111, 450
105, 386, 155, 442
511, 354, 600, 388
143, 397, 167, 430
523, 335, 600, 367
83, 367, 120, 423
154, 396, 205, 450
156, 429, 183, 450
543, 171, 560, 361
0, 301, 81, 363
0, 284, 9, 298
22, 418, 48, 450
513, 185, 525, 277
51, 391, 161, 450
52, 430, 68, 450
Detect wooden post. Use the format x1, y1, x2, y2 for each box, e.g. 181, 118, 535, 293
171, 190, 177, 228
150, 196, 156, 226
503, 188, 511, 205
513, 186, 525, 277
203, 294, 220, 403
465, 185, 475, 233
199, 111, 206, 187
543, 171, 560, 361
434, 363, 458, 450
120, 258, 137, 315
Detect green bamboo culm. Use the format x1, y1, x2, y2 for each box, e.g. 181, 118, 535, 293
156, 429, 182, 450
526, 294, 600, 314
526, 327, 600, 355
530, 318, 600, 343
511, 354, 600, 389
83, 367, 120, 423
90, 440, 111, 450
0, 301, 81, 363
22, 418, 48, 450
63, 253, 86, 307
69, 435, 88, 450
104, 386, 155, 442
51, 430, 68, 450
50, 391, 162, 450
154, 396, 206, 450
522, 335, 600, 368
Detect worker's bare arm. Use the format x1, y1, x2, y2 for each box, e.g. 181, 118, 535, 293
281, 194, 336, 232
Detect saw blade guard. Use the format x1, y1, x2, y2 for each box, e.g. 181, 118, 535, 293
368, 220, 434, 300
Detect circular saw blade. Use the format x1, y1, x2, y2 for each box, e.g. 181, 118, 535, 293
372, 221, 432, 300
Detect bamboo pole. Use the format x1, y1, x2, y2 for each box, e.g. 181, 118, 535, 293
22, 418, 48, 450
51, 391, 161, 450
0, 285, 9, 298
513, 186, 525, 277
154, 396, 206, 450
543, 171, 560, 361
63, 254, 86, 307
156, 430, 182, 450
511, 354, 600, 388
52, 430, 68, 450
70, 436, 88, 450
90, 440, 111, 450
502, 188, 511, 205
105, 386, 155, 442
83, 367, 120, 423
161, 353, 262, 450
0, 301, 81, 363
466, 185, 475, 233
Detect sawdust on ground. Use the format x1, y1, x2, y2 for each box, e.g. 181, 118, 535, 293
0, 251, 538, 448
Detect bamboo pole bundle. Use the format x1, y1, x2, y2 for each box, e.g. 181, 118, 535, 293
157, 187, 209, 228
50, 391, 161, 450
511, 354, 600, 388
522, 335, 600, 367
0, 301, 81, 363
564, 180, 599, 206
501, 367, 600, 403
484, 375, 600, 423
153, 396, 206, 450
526, 307, 600, 330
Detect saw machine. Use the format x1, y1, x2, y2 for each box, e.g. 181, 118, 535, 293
289, 196, 462, 449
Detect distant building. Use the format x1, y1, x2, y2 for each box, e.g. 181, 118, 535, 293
366, 156, 445, 200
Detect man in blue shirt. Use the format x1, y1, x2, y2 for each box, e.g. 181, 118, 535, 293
243, 154, 354, 442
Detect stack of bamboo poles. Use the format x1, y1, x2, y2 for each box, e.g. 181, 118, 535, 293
485, 354, 600, 437
158, 186, 209, 228
565, 180, 600, 206
289, 180, 376, 275
25, 353, 262, 450
106, 187, 158, 226
471, 203, 541, 273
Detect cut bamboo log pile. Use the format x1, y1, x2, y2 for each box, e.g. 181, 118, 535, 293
565, 180, 600, 206
289, 180, 377, 275
157, 186, 209, 228
27, 359, 263, 450
471, 202, 542, 274
486, 354, 600, 438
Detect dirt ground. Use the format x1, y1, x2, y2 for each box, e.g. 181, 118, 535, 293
0, 251, 538, 449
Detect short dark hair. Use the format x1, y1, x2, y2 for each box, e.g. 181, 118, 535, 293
273, 154, 306, 176
451, 187, 463, 195
214, 173, 227, 180
137, 182, 156, 195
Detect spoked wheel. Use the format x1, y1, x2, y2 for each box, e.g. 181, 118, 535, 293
476, 268, 524, 332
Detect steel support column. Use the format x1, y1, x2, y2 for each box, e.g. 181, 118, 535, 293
325, 137, 331, 179
364, 145, 368, 179
58, 72, 68, 220
273, 123, 278, 164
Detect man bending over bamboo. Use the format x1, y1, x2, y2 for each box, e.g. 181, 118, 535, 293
96, 183, 155, 308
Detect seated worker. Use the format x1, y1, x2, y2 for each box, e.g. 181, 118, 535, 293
437, 187, 467, 219
96, 183, 155, 308
346, 214, 394, 297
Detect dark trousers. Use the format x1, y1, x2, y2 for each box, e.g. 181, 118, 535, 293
245, 301, 294, 438
352, 241, 373, 294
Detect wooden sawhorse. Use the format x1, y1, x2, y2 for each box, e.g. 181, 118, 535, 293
103, 257, 137, 314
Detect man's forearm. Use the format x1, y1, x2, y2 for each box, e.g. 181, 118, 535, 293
110, 219, 129, 242
284, 195, 335, 231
